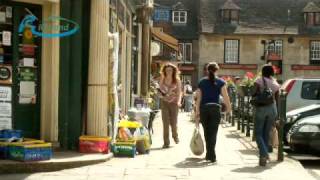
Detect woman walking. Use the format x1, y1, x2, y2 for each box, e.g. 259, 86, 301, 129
252, 64, 280, 166
195, 62, 231, 162
184, 80, 193, 112
158, 63, 182, 148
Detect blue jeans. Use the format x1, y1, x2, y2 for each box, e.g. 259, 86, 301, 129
255, 103, 277, 158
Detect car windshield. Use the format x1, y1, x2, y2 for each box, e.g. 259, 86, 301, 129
301, 81, 320, 100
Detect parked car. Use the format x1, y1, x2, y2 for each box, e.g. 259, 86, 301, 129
287, 114, 320, 152
284, 104, 320, 144
281, 78, 320, 112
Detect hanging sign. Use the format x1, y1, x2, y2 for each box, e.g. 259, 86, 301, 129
0, 86, 11, 102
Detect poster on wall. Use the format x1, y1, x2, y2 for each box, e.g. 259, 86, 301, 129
0, 86, 11, 102
0, 65, 12, 84
2, 31, 11, 46
0, 102, 11, 117
0, 117, 11, 130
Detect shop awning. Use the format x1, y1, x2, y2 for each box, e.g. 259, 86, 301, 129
151, 28, 179, 52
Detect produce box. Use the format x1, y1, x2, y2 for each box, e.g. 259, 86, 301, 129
79, 136, 111, 154
8, 142, 52, 161
0, 130, 22, 139
112, 140, 136, 158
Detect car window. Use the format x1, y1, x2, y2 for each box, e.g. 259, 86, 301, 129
301, 82, 320, 100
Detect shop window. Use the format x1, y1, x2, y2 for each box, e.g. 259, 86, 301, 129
310, 41, 320, 64
224, 40, 239, 64
172, 11, 187, 24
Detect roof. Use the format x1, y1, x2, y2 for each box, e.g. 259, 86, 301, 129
220, 0, 241, 10
303, 2, 320, 12
200, 0, 320, 35
154, 0, 199, 39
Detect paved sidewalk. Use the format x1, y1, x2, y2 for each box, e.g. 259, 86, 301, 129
1, 112, 316, 180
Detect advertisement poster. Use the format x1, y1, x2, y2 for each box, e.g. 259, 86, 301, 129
0, 117, 11, 130
0, 102, 11, 117
0, 86, 11, 102
19, 67, 36, 81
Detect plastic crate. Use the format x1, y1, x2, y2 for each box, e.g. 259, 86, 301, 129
79, 136, 111, 154
112, 141, 136, 158
8, 142, 52, 161
0, 142, 9, 159
0, 130, 22, 139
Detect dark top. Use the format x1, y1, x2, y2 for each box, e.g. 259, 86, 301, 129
198, 77, 226, 107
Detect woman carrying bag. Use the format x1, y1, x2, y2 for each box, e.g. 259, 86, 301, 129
195, 62, 231, 162
251, 64, 280, 166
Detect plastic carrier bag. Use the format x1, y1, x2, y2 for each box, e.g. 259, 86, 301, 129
190, 127, 204, 156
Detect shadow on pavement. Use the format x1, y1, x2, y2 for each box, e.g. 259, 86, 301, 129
238, 149, 258, 156
231, 162, 280, 173
174, 157, 215, 168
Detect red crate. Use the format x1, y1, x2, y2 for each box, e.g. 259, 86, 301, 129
79, 136, 110, 154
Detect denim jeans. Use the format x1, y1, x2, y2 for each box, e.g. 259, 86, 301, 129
255, 103, 277, 158
184, 95, 193, 112
200, 104, 221, 161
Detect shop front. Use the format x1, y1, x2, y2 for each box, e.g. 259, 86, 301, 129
0, 0, 60, 143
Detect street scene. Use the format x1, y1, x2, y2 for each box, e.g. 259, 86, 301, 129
0, 0, 320, 179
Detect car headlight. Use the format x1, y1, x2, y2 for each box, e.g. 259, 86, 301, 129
298, 125, 320, 133
286, 115, 300, 123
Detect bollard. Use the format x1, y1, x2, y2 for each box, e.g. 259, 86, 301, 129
241, 96, 245, 133
237, 95, 241, 130
231, 89, 236, 126
278, 89, 287, 162
246, 95, 251, 137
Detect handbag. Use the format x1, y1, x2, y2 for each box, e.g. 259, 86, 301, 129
190, 127, 204, 156
250, 78, 274, 106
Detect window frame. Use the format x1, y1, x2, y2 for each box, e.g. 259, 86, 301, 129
224, 39, 240, 64
172, 10, 187, 24
310, 40, 320, 64
221, 10, 239, 24
305, 12, 320, 26
179, 43, 193, 63
301, 81, 320, 100
267, 40, 283, 59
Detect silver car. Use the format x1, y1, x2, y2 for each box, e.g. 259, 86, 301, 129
281, 78, 320, 112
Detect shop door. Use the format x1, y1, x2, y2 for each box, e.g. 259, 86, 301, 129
12, 5, 42, 138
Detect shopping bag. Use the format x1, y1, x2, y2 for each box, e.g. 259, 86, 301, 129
269, 126, 279, 148
190, 127, 204, 156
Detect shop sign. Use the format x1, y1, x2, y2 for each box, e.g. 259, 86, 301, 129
179, 66, 195, 71
219, 64, 258, 70
0, 103, 11, 117
291, 65, 320, 70
19, 15, 80, 38
0, 86, 11, 102
19, 67, 36, 81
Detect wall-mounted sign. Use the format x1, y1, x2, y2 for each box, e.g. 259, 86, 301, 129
291, 65, 320, 71
0, 103, 11, 117
219, 64, 258, 70
0, 65, 12, 84
19, 67, 36, 81
0, 86, 11, 102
